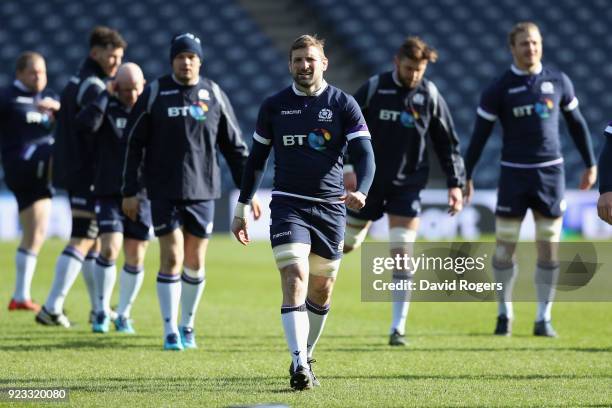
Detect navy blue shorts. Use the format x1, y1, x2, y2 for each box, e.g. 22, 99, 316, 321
496, 164, 565, 218
150, 199, 214, 238
69, 187, 96, 213
68, 185, 98, 239
347, 188, 421, 221
96, 196, 152, 241
3, 143, 54, 212
270, 195, 346, 260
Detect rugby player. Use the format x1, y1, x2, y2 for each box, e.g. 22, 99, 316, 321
36, 26, 126, 327
75, 63, 148, 334
122, 33, 260, 350
0, 52, 60, 312
342, 36, 465, 346
597, 123, 612, 224
465, 22, 596, 337
231, 35, 375, 390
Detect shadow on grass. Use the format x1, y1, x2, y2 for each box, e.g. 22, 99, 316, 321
2, 334, 610, 354
325, 373, 612, 381
324, 346, 612, 353
2, 374, 612, 395
0, 337, 160, 351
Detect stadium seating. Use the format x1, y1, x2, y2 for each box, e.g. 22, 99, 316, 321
0, 0, 288, 189
1, 0, 611, 189
306, 0, 612, 187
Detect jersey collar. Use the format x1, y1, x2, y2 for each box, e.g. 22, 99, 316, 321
511, 63, 543, 76
171, 74, 200, 87
392, 70, 403, 87
292, 80, 328, 96
13, 80, 32, 93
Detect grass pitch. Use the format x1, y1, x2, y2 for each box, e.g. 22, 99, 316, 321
0, 236, 611, 407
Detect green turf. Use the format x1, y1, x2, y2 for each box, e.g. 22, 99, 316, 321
0, 237, 611, 407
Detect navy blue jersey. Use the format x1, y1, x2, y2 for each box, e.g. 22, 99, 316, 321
52, 58, 108, 190
252, 83, 370, 201
353, 71, 465, 189
0, 81, 58, 160
76, 91, 138, 197
477, 64, 577, 165
598, 121, 612, 193
122, 75, 248, 200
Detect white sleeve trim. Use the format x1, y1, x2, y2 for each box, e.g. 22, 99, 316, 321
477, 107, 497, 122
211, 81, 243, 143
346, 130, 371, 141
563, 97, 579, 112
253, 132, 271, 145
605, 125, 612, 135
77, 76, 105, 106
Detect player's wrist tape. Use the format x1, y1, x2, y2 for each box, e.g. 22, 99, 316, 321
234, 202, 250, 219
343, 164, 354, 174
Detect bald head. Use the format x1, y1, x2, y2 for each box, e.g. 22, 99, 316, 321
115, 63, 143, 86
113, 62, 145, 108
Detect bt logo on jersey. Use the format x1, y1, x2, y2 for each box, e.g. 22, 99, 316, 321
167, 101, 209, 121
512, 104, 534, 117
282, 128, 332, 150
513, 98, 554, 119
379, 109, 401, 121
168, 106, 190, 117
282, 134, 308, 146
379, 109, 418, 127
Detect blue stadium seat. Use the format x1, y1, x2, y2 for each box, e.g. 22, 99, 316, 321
305, 0, 611, 187
0, 0, 290, 190
1, 0, 610, 190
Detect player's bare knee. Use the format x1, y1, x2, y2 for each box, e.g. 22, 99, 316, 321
19, 234, 36, 254
125, 254, 144, 268
123, 239, 147, 266
30, 230, 47, 253
126, 245, 148, 267
99, 246, 119, 262
183, 253, 205, 271
493, 243, 516, 269
307, 290, 332, 307
281, 266, 307, 299
161, 250, 183, 274
308, 273, 336, 305
344, 216, 369, 252
23, 223, 47, 253
534, 217, 562, 264
494, 217, 520, 267
68, 237, 95, 254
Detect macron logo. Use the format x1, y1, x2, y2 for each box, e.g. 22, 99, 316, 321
272, 231, 291, 239
508, 86, 527, 94
281, 110, 301, 115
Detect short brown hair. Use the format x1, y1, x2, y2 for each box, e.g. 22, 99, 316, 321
508, 22, 540, 46
89, 26, 127, 50
15, 51, 44, 73
397, 36, 438, 63
289, 34, 326, 60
